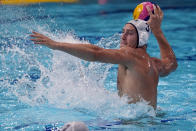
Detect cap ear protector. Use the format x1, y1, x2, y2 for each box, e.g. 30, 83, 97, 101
127, 19, 151, 48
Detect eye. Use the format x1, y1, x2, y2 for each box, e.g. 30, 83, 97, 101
127, 30, 134, 35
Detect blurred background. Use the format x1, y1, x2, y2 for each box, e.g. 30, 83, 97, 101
1, 0, 196, 6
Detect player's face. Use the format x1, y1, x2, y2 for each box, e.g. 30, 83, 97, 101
121, 24, 138, 48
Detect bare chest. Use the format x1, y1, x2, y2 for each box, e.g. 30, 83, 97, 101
117, 63, 159, 97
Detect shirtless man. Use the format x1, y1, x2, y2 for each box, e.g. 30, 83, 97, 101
30, 5, 177, 109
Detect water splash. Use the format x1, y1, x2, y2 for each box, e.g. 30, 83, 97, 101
0, 30, 155, 121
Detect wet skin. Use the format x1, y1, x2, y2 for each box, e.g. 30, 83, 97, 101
30, 5, 177, 109
117, 24, 159, 108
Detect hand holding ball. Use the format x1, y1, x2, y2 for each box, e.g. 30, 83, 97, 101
133, 2, 154, 21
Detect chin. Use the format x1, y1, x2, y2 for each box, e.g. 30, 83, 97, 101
120, 43, 127, 48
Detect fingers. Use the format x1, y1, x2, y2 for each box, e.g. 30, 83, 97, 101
30, 31, 49, 43
30, 38, 45, 42
30, 34, 42, 38
146, 5, 153, 25
153, 5, 163, 18
31, 31, 46, 38
31, 40, 46, 44
146, 4, 163, 31
32, 31, 38, 34
33, 41, 46, 44
30, 39, 45, 42
147, 4, 163, 22
153, 4, 157, 15
32, 31, 42, 35
146, 5, 153, 17
30, 38, 47, 45
29, 31, 53, 46
157, 5, 161, 14
32, 31, 41, 37
157, 5, 164, 18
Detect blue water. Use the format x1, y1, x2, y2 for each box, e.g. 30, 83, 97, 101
0, 3, 196, 130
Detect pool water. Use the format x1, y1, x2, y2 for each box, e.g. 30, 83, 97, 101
0, 2, 196, 130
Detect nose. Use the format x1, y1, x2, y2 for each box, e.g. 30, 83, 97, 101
122, 33, 126, 40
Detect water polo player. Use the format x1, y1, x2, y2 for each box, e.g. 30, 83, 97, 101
30, 4, 177, 109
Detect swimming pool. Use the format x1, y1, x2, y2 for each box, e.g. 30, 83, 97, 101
0, 2, 196, 130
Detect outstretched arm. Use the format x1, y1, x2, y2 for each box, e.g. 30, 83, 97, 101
147, 5, 178, 76
30, 32, 134, 65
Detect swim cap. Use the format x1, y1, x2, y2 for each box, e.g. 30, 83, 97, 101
60, 121, 89, 131
127, 19, 151, 47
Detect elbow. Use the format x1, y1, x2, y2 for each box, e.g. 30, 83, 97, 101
88, 49, 101, 62
160, 59, 178, 77
92, 49, 103, 62
79, 50, 98, 62
167, 57, 178, 72
168, 59, 178, 74
167, 59, 178, 74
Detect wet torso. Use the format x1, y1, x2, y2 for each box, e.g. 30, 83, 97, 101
117, 49, 159, 108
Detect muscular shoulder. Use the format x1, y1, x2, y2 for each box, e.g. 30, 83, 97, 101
121, 47, 153, 69
119, 47, 133, 53
151, 57, 176, 77
120, 47, 140, 62
119, 47, 139, 59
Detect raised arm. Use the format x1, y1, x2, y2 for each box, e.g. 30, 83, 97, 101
147, 5, 178, 76
30, 32, 135, 65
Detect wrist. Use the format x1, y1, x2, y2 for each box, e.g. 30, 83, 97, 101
152, 28, 163, 36
50, 41, 61, 49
